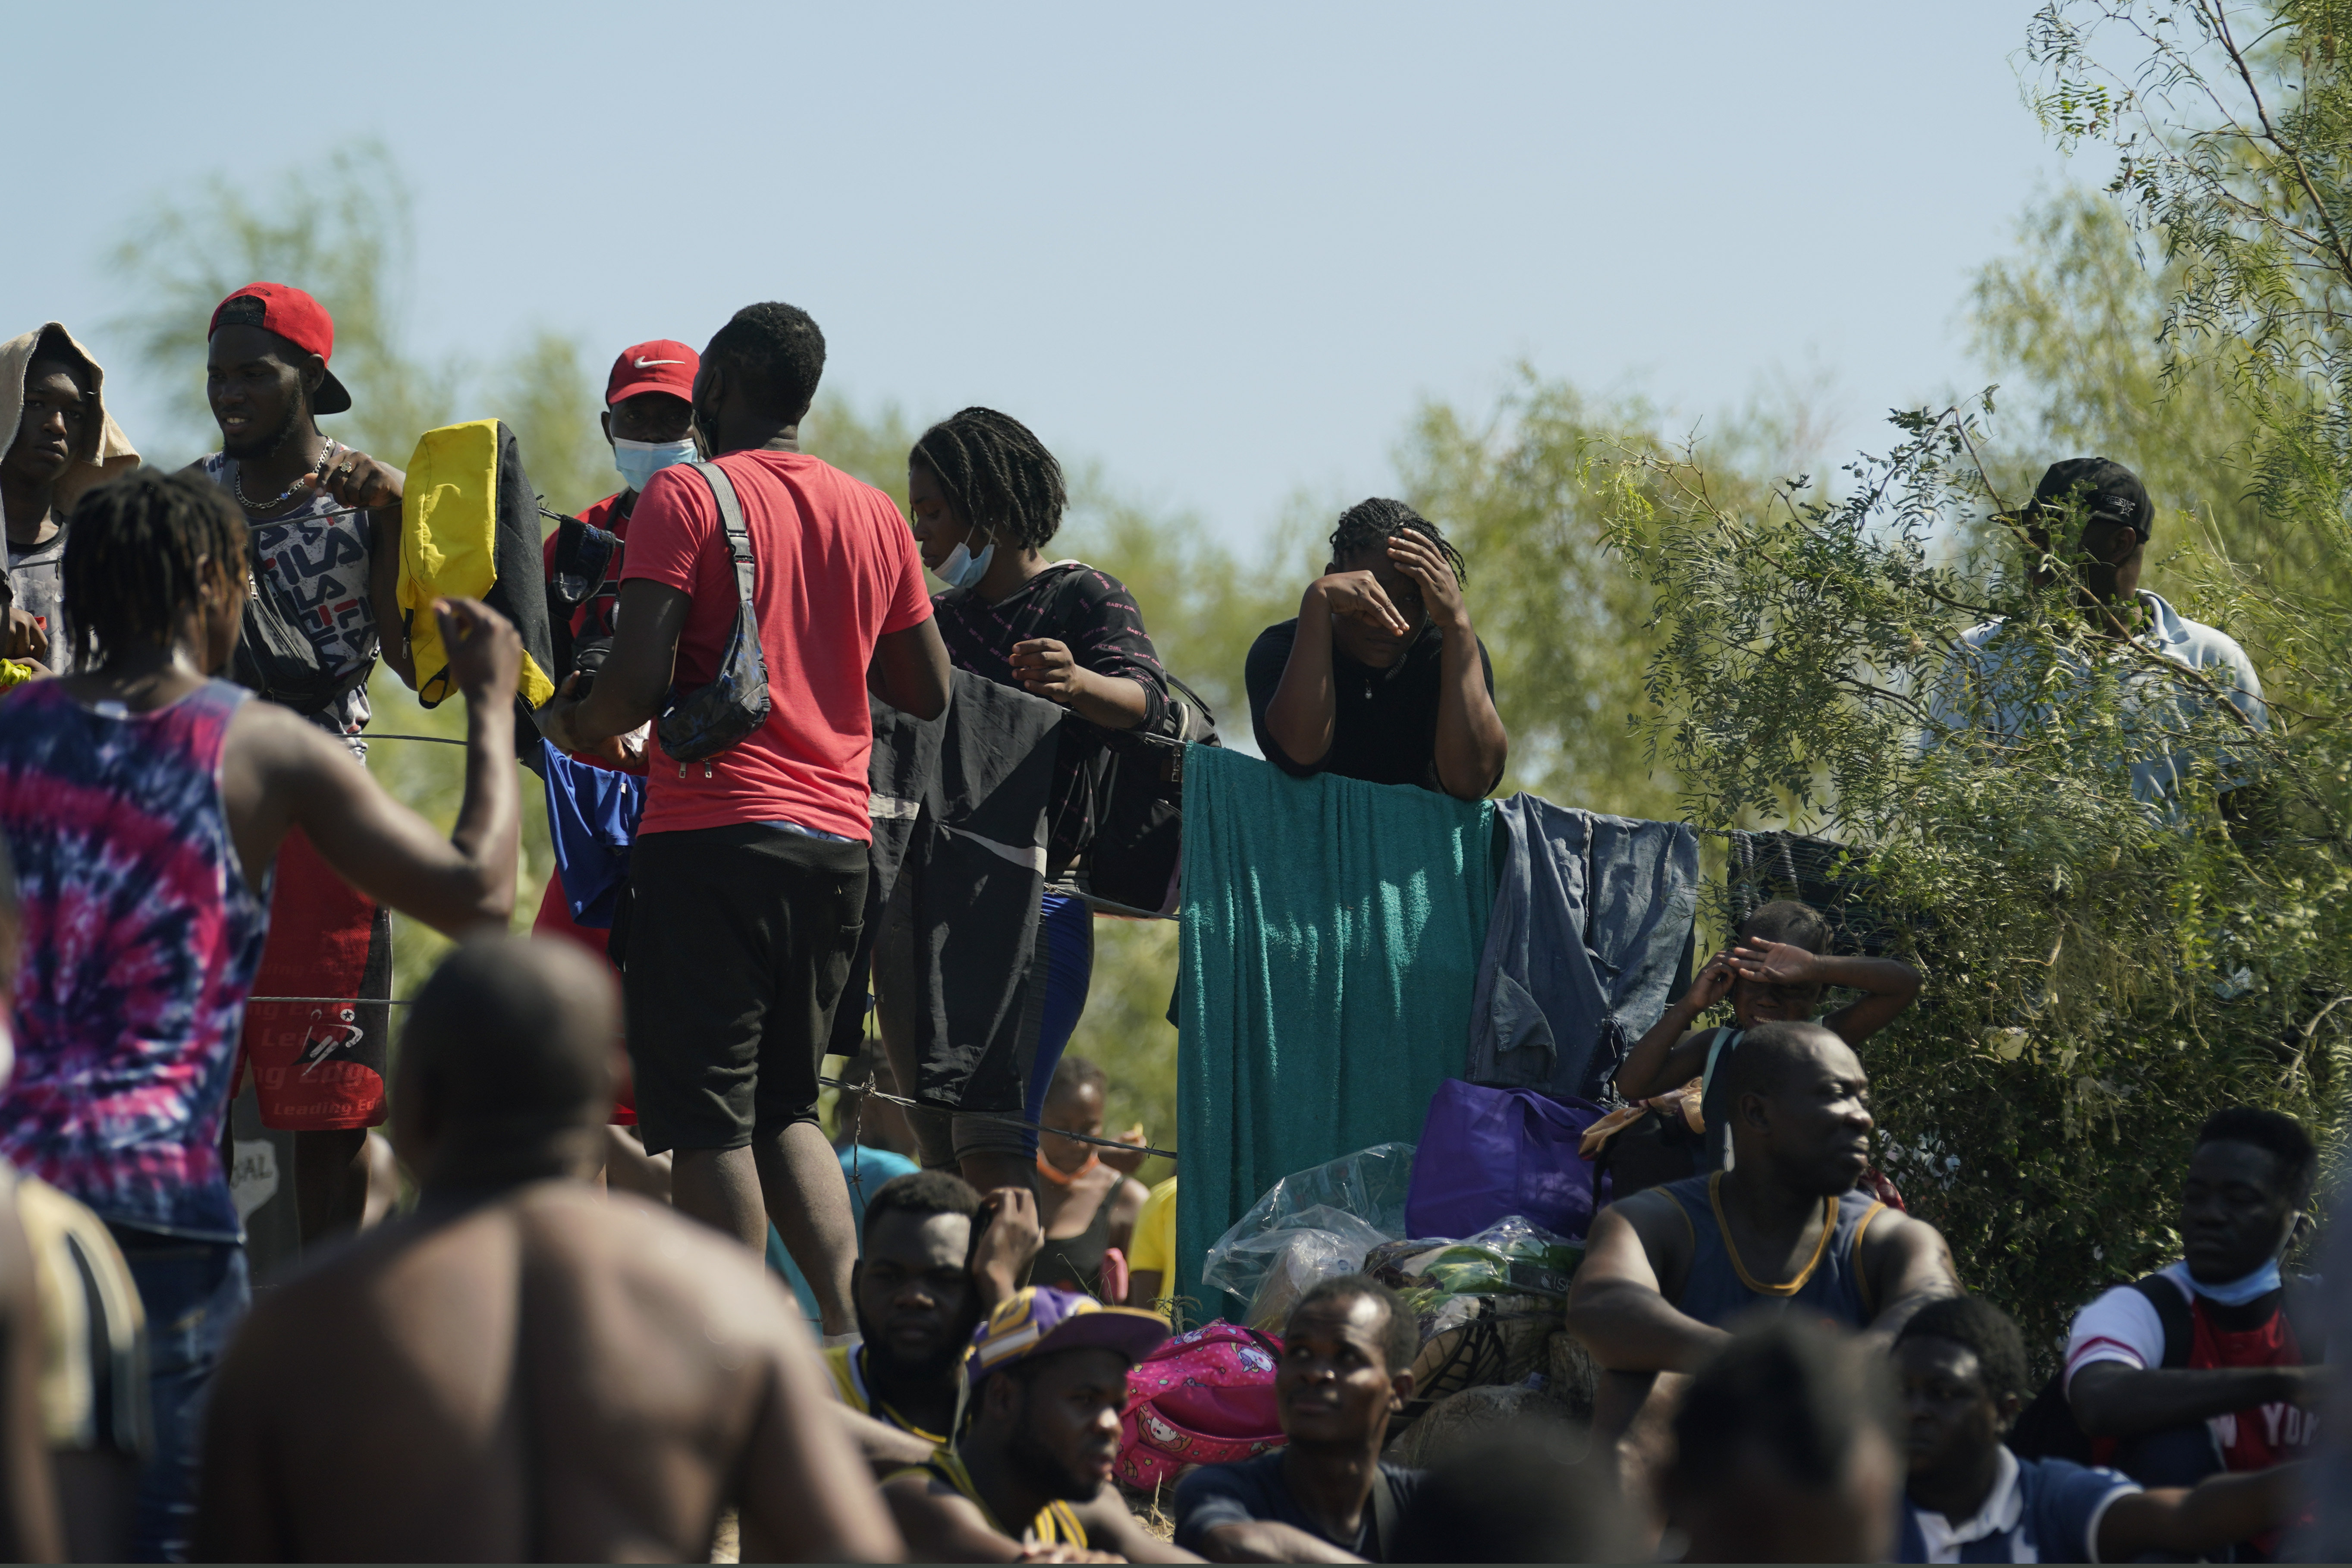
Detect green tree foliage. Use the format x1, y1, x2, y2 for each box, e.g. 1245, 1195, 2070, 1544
107, 140, 462, 468
1967, 188, 2337, 602
1604, 382, 2347, 1351
1596, 0, 2352, 1343
493, 329, 611, 518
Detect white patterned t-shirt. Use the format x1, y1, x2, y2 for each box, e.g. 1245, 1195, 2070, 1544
199, 450, 377, 757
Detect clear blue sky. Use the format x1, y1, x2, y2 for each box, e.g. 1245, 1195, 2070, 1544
5, 2, 2083, 547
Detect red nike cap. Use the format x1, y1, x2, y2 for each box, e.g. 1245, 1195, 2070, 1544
606, 340, 699, 408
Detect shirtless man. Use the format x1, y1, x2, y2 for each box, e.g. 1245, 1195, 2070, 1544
195, 935, 901, 1562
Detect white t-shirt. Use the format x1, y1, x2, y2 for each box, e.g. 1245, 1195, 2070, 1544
2063, 1263, 2197, 1390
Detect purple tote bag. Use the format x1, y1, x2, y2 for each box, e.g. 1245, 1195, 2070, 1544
1404, 1078, 1611, 1241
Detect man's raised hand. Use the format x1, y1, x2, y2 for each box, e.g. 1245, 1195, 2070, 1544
969, 1187, 1044, 1309
301, 446, 403, 510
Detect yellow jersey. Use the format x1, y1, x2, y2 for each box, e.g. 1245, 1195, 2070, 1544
823, 1342, 951, 1448
893, 1446, 1086, 1550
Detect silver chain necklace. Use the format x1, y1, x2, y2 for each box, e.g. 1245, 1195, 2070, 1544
233, 442, 335, 514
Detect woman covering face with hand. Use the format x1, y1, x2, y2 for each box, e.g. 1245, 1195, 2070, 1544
1246, 497, 1507, 801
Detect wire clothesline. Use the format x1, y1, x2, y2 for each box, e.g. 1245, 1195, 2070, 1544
246, 995, 1178, 1160
285, 731, 1185, 1156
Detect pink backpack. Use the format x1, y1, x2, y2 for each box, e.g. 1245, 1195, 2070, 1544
1118, 1323, 1287, 1490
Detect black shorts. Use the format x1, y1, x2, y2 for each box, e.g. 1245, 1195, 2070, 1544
622, 822, 869, 1156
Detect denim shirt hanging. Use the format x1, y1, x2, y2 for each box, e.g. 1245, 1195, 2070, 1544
1466, 795, 1699, 1102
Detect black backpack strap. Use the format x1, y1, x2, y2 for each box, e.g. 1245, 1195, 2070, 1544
688, 460, 756, 610
2129, 1273, 2195, 1368
1368, 1464, 1398, 1559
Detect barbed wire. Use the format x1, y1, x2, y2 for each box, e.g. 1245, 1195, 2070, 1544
267, 730, 1183, 1157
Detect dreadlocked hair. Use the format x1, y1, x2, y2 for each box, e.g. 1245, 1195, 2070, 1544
1328, 497, 1467, 587
63, 470, 247, 669
910, 407, 1068, 552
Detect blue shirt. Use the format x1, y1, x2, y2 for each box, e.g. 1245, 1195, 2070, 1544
1899, 1449, 2140, 1562
1174, 1452, 1423, 1562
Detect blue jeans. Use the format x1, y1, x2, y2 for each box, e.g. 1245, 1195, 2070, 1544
112, 1232, 249, 1563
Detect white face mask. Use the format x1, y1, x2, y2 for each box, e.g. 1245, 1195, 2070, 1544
612, 436, 698, 493
939, 536, 995, 591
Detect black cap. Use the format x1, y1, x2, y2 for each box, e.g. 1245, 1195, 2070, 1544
2030, 457, 2152, 537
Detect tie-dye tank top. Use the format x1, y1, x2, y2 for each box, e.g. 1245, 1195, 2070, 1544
0, 679, 270, 1240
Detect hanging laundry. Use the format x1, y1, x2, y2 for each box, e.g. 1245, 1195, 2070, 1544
1174, 747, 1496, 1314
540, 739, 647, 929
1466, 797, 1698, 1102
872, 670, 1067, 1122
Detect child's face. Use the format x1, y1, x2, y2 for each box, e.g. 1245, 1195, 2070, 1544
1732, 973, 1827, 1025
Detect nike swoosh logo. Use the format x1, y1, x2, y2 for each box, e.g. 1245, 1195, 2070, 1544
634, 357, 685, 368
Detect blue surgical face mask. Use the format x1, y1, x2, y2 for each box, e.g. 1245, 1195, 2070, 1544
2182, 1256, 2286, 1307
613, 436, 698, 493
939, 535, 995, 591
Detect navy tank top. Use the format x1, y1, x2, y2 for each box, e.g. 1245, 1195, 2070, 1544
1659, 1172, 1885, 1331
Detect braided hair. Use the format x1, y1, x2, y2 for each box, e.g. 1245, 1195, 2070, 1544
1328, 497, 1467, 586
909, 408, 1067, 552
63, 471, 247, 669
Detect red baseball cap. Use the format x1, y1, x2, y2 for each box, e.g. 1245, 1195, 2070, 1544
208, 283, 351, 415
606, 340, 699, 408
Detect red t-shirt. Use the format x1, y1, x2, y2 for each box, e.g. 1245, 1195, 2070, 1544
2190, 1300, 2314, 1472
621, 450, 930, 841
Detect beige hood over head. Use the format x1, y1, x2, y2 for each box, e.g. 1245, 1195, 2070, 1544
1, 322, 139, 512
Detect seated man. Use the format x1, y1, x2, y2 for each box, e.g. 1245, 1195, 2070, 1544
1246, 498, 1507, 800
830, 1169, 1040, 1461
1386, 1420, 1632, 1565
1663, 1317, 1902, 1562
883, 1285, 1193, 1561
1897, 1295, 2301, 1562
1569, 1020, 1958, 1367
2063, 1109, 2326, 1505
194, 936, 900, 1562
1174, 1274, 1424, 1563
1567, 1021, 1959, 1455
